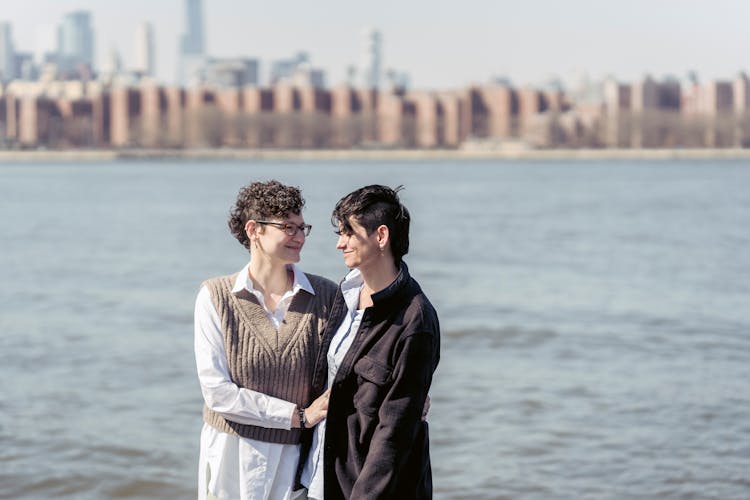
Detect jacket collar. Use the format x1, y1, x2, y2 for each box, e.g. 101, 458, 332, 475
370, 261, 411, 308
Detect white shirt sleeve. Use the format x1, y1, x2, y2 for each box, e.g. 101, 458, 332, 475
194, 285, 296, 429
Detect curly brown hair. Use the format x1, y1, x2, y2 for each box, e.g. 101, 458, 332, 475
228, 180, 306, 250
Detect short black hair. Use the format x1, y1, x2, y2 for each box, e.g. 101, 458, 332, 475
228, 180, 305, 250
332, 184, 410, 264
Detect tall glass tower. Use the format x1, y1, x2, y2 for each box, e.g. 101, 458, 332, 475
178, 0, 205, 85
181, 0, 204, 55
0, 23, 15, 81
134, 22, 155, 77
360, 28, 382, 90
59, 11, 94, 70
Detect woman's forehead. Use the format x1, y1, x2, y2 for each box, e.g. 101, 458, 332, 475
281, 212, 303, 222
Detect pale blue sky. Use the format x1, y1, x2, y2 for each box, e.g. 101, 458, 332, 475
3, 0, 749, 88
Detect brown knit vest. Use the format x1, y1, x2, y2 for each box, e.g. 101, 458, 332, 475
201, 272, 336, 444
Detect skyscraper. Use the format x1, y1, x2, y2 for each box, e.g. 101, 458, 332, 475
100, 44, 123, 80
0, 22, 15, 81
178, 0, 206, 85
134, 22, 155, 77
181, 0, 204, 55
360, 28, 382, 89
58, 11, 94, 71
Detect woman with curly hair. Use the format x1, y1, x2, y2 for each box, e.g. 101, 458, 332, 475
194, 180, 336, 500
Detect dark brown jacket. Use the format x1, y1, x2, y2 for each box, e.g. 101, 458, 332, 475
311, 262, 440, 499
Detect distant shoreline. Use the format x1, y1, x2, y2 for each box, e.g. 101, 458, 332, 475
2, 147, 750, 162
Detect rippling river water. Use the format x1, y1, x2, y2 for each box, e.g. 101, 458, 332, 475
1, 159, 749, 499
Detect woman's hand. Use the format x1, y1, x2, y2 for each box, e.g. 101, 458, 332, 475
422, 395, 430, 421
293, 388, 331, 428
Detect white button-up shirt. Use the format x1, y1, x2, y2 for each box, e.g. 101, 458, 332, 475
194, 263, 314, 500
301, 269, 364, 500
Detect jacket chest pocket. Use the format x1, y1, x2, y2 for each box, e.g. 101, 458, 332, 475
352, 356, 393, 416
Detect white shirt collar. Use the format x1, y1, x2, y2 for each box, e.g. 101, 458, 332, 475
341, 268, 363, 291
340, 268, 364, 312
231, 263, 315, 296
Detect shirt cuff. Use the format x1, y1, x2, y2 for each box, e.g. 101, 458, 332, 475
267, 398, 297, 430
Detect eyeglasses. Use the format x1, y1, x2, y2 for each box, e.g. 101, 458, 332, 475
256, 220, 312, 237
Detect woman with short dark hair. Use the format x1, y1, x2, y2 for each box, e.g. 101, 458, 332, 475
300, 185, 440, 499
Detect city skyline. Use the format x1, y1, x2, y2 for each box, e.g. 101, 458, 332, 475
2, 0, 750, 88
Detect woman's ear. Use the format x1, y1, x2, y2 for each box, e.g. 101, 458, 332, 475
245, 220, 258, 241
376, 224, 390, 250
